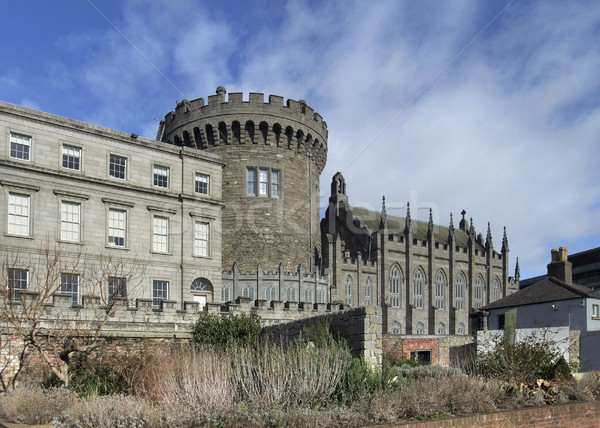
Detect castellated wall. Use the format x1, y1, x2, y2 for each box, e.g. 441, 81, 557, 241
160, 87, 327, 273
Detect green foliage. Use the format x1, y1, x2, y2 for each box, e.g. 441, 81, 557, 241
478, 333, 572, 384
334, 357, 390, 403
192, 312, 261, 349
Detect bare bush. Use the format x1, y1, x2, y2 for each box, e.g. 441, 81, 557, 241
0, 384, 79, 425
560, 371, 600, 401
133, 346, 235, 412
230, 340, 349, 408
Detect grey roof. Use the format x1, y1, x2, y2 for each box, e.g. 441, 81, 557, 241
481, 277, 595, 310
350, 206, 479, 250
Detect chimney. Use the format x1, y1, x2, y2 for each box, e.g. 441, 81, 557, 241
547, 247, 573, 283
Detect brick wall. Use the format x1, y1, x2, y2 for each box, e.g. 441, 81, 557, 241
383, 400, 600, 427
383, 334, 475, 366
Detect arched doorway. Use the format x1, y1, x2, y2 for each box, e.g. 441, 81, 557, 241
191, 277, 213, 310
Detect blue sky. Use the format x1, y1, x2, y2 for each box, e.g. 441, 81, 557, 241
2, 0, 599, 279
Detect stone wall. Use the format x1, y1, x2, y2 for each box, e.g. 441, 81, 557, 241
261, 306, 383, 367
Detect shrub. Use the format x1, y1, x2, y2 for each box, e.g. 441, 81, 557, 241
0, 385, 80, 425
477, 333, 571, 384
192, 312, 261, 349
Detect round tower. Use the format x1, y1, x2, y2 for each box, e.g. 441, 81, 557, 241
160, 86, 328, 273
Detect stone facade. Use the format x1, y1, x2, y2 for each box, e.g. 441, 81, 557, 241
0, 101, 224, 308
322, 172, 520, 335
160, 87, 327, 274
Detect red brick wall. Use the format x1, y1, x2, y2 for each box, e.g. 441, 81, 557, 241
380, 401, 600, 428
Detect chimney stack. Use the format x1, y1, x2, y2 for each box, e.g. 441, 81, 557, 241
547, 247, 573, 283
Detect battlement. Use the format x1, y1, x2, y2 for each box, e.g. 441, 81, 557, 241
160, 86, 328, 173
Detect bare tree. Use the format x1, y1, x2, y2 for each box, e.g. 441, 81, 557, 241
0, 244, 144, 388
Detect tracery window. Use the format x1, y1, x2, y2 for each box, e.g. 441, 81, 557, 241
435, 270, 446, 310
391, 321, 401, 335
345, 275, 353, 306
286, 286, 296, 302
265, 285, 276, 303
455, 272, 466, 310
364, 277, 372, 306
413, 268, 424, 309
416, 322, 424, 335
474, 275, 485, 309
242, 285, 255, 300
437, 322, 446, 335
389, 265, 401, 307
492, 277, 501, 302
457, 322, 466, 335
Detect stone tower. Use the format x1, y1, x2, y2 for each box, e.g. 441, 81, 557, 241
160, 87, 328, 273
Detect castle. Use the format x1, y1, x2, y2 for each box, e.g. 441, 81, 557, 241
0, 87, 519, 336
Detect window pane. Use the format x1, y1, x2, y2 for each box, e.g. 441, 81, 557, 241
109, 155, 126, 179
195, 173, 209, 194
153, 280, 169, 308
8, 193, 30, 236
10, 133, 31, 160
152, 216, 169, 252
271, 170, 280, 197
60, 201, 80, 242
8, 269, 28, 301
60, 273, 80, 305
153, 165, 169, 188
108, 277, 127, 301
259, 169, 268, 195
247, 168, 256, 195
62, 145, 81, 170
108, 209, 126, 246
194, 222, 209, 256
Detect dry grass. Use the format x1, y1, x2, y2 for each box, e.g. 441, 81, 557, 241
0, 384, 79, 425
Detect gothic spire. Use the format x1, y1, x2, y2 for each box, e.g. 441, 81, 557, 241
515, 257, 520, 281
380, 195, 387, 230
485, 222, 493, 250
459, 209, 467, 231
448, 213, 455, 241
428, 208, 434, 234
501, 226, 509, 253
404, 202, 412, 235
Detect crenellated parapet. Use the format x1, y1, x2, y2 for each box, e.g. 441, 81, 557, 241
160, 86, 328, 174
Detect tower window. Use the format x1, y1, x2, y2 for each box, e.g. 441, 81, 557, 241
246, 167, 281, 198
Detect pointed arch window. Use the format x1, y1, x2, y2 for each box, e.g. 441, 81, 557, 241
345, 275, 353, 306
457, 322, 466, 335
265, 285, 276, 303
435, 270, 446, 310
474, 275, 485, 309
389, 265, 401, 308
492, 277, 501, 302
318, 288, 327, 304
365, 277, 372, 305
392, 321, 401, 335
413, 268, 424, 309
242, 285, 254, 300
286, 286, 296, 302
304, 288, 313, 303
416, 322, 425, 335
437, 322, 446, 335
221, 286, 231, 302
455, 272, 466, 310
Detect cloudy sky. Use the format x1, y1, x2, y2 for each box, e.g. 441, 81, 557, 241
1, 0, 599, 279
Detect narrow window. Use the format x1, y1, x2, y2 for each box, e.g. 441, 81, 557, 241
265, 286, 275, 303
153, 165, 169, 188
8, 269, 28, 301
457, 322, 466, 335
109, 154, 127, 179
152, 216, 169, 252
195, 173, 209, 194
414, 268, 424, 309
286, 286, 296, 302
415, 322, 425, 335
108, 208, 126, 247
9, 133, 31, 160
259, 168, 268, 196
390, 266, 401, 307
242, 285, 255, 299
435, 270, 446, 310
108, 277, 127, 302
437, 322, 446, 335
318, 288, 326, 304
455, 273, 466, 310
194, 222, 209, 257
392, 321, 401, 335
60, 201, 81, 242
592, 304, 599, 319
365, 277, 372, 305
304, 288, 313, 303
474, 276, 484, 309
492, 278, 501, 302
271, 170, 280, 197
8, 193, 30, 236
62, 145, 81, 170
247, 168, 256, 195
221, 286, 231, 302
60, 273, 79, 305
345, 275, 353, 306
153, 280, 169, 308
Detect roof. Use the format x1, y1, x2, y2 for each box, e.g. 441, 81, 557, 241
350, 206, 479, 249
481, 276, 596, 310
